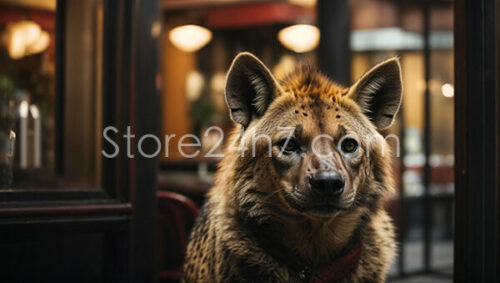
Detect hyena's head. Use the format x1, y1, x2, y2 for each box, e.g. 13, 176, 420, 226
223, 52, 402, 219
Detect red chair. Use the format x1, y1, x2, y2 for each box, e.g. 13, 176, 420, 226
157, 191, 199, 283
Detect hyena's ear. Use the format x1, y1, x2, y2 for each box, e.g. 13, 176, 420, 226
225, 52, 281, 127
347, 57, 403, 130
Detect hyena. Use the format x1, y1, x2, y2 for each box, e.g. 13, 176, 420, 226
182, 52, 402, 282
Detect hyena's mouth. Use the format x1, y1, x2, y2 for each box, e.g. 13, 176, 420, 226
305, 203, 342, 218
282, 190, 344, 217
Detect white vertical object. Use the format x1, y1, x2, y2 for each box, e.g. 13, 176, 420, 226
19, 101, 29, 169
30, 105, 41, 168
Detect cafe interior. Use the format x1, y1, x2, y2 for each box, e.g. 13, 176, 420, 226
1, 0, 494, 282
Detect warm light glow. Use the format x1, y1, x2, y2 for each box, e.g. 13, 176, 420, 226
185, 71, 205, 102
441, 83, 454, 98
278, 24, 320, 53
169, 25, 212, 52
150, 21, 162, 38
289, 0, 316, 7
273, 55, 297, 79
26, 31, 50, 56
210, 72, 226, 93
3, 20, 50, 59
19, 101, 29, 118
209, 72, 228, 113
4, 21, 41, 59
30, 105, 40, 119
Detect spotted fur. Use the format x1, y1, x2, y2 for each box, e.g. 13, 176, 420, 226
182, 52, 402, 282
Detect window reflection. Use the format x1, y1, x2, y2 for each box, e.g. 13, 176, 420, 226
0, 0, 103, 190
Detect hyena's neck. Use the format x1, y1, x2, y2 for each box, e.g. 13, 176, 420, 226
231, 188, 366, 265
278, 210, 365, 264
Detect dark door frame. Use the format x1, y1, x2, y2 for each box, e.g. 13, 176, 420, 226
129, 0, 160, 281
0, 0, 160, 282
454, 0, 499, 281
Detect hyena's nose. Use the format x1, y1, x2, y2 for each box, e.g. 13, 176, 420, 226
309, 171, 344, 196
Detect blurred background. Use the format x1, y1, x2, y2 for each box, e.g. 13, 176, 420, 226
0, 0, 454, 282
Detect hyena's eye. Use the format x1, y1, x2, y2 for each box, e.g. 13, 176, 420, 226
340, 138, 359, 154
278, 137, 299, 154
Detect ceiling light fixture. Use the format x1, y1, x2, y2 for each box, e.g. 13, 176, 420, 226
169, 24, 212, 52
441, 83, 454, 98
289, 0, 316, 7
278, 24, 320, 53
2, 20, 50, 59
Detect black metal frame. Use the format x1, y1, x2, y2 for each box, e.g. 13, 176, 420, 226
129, 0, 160, 281
55, 0, 65, 176
454, 0, 499, 281
317, 0, 350, 85
422, 0, 432, 274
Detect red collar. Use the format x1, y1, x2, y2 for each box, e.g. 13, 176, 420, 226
302, 239, 363, 282
240, 214, 363, 282
256, 232, 363, 282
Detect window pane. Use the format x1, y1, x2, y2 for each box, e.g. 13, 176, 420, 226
429, 5, 454, 274
0, 0, 103, 190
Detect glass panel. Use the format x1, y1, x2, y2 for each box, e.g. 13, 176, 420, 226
351, 0, 454, 279
401, 50, 426, 274
429, 4, 454, 275
0, 0, 103, 190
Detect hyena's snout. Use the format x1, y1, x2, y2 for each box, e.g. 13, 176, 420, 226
308, 171, 345, 198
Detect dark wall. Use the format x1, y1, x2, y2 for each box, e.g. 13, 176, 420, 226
1, 234, 104, 283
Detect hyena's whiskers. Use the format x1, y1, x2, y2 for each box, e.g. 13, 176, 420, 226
259, 187, 285, 203
245, 188, 267, 196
